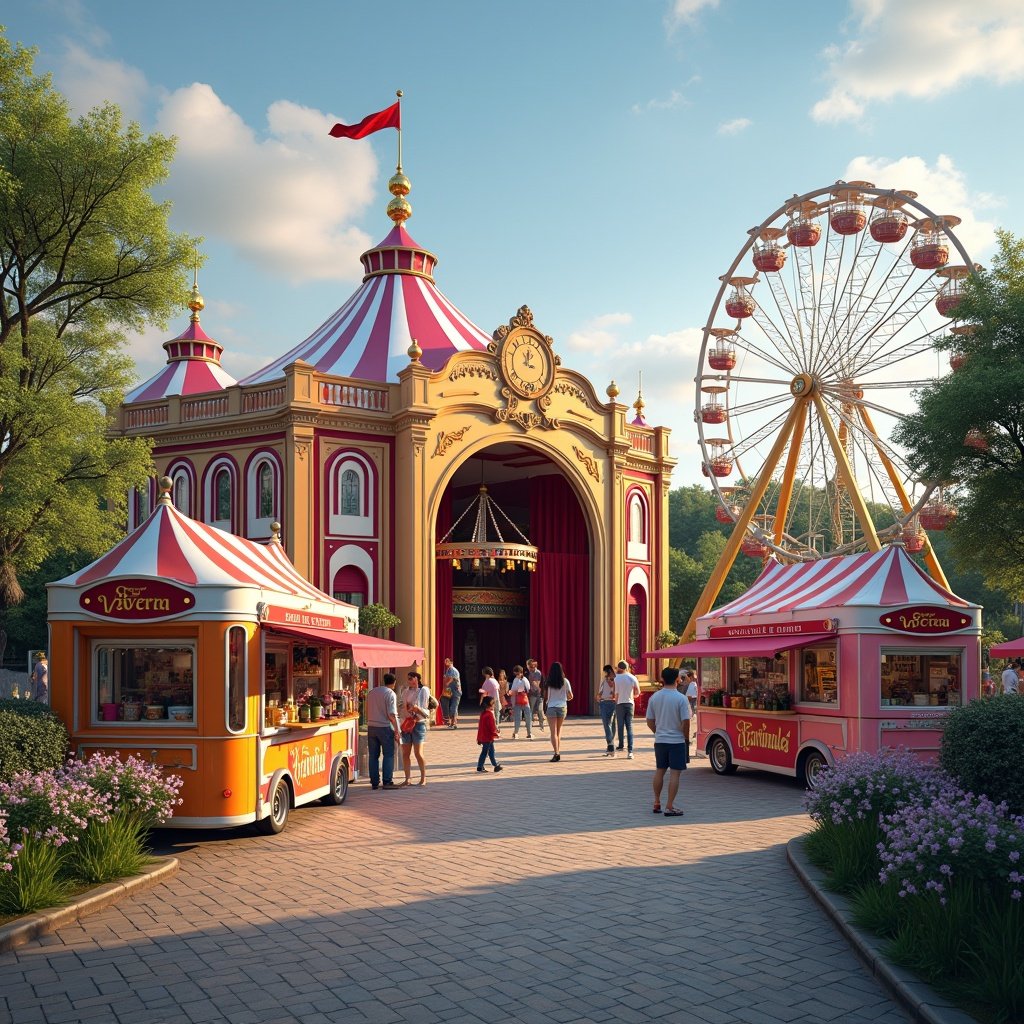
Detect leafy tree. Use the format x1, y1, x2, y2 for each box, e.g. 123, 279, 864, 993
0, 30, 195, 613
358, 603, 401, 638
894, 230, 1024, 596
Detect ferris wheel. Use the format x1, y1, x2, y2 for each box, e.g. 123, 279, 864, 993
687, 181, 977, 637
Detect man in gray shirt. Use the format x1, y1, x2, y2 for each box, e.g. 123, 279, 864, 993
365, 673, 401, 789
646, 667, 692, 817
527, 658, 546, 731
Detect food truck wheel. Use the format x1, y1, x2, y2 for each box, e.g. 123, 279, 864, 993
800, 749, 829, 790
708, 736, 737, 775
323, 758, 349, 805
260, 777, 291, 834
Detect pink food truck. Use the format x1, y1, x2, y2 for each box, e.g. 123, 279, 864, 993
649, 545, 980, 788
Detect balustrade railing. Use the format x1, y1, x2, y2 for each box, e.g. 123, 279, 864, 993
628, 429, 654, 453
320, 382, 390, 412
125, 404, 168, 429
182, 395, 229, 421
242, 386, 286, 413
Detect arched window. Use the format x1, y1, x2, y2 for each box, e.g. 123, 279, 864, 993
136, 484, 151, 526
628, 583, 647, 668
341, 469, 360, 516
171, 468, 193, 517
332, 564, 368, 608
215, 469, 231, 522
327, 454, 375, 538
626, 490, 649, 561
258, 463, 274, 519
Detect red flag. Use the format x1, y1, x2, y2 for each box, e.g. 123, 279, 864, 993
328, 102, 400, 140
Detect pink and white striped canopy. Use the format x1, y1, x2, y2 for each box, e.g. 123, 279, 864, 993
709, 546, 972, 618
58, 500, 328, 601
125, 319, 236, 404
242, 225, 491, 386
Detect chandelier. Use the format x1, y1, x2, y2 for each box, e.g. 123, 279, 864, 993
436, 484, 538, 573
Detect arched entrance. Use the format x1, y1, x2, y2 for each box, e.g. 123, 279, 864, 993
435, 444, 592, 715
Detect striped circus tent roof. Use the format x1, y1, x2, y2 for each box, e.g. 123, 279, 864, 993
708, 546, 973, 619
241, 224, 491, 386
125, 312, 236, 405
55, 498, 328, 601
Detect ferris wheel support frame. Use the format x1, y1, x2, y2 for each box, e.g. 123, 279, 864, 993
856, 403, 951, 590
772, 399, 808, 546
681, 398, 806, 643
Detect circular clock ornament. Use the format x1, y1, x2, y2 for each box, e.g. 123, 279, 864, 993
500, 326, 554, 399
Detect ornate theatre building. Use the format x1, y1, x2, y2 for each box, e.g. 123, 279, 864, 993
115, 175, 675, 713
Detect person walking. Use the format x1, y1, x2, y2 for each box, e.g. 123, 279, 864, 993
1001, 660, 1020, 695
399, 671, 430, 787
596, 664, 617, 756
613, 659, 641, 758
646, 667, 691, 817
510, 665, 533, 739
442, 657, 462, 728
497, 668, 511, 723
480, 667, 500, 714
544, 661, 573, 762
527, 658, 546, 731
476, 695, 503, 773
30, 652, 49, 704
365, 673, 401, 790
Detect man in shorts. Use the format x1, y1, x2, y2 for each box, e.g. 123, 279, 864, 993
527, 658, 546, 731
645, 667, 691, 817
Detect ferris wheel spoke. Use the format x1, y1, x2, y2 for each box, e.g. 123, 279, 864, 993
849, 325, 947, 378
732, 332, 797, 375
762, 271, 809, 367
749, 297, 805, 369
840, 272, 943, 376
725, 392, 794, 418
818, 386, 909, 424
702, 373, 793, 388
718, 405, 793, 463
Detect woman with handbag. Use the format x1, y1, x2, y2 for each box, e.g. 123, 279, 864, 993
510, 665, 533, 739
399, 672, 430, 787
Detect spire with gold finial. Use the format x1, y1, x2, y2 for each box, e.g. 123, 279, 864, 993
631, 372, 647, 426
386, 89, 412, 226
188, 253, 204, 324
606, 380, 620, 401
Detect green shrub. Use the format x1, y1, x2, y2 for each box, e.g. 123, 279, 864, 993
0, 700, 69, 782
66, 812, 151, 884
940, 695, 1024, 814
0, 832, 72, 915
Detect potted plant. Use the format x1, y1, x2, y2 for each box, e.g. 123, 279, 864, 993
308, 694, 323, 720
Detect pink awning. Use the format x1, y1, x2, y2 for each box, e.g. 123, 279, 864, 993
264, 623, 423, 669
645, 633, 835, 660
989, 638, 1024, 657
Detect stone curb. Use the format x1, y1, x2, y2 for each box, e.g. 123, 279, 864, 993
786, 838, 977, 1024
0, 857, 179, 956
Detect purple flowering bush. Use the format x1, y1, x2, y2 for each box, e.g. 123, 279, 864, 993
67, 753, 183, 827
0, 755, 183, 911
803, 749, 940, 892
803, 748, 1024, 1020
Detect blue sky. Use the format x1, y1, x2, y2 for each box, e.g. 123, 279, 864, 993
4, 0, 1023, 487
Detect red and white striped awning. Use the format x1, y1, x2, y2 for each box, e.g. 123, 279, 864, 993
58, 500, 328, 601
242, 225, 490, 386
709, 546, 971, 618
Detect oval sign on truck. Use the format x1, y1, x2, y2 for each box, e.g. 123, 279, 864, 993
879, 605, 972, 634
80, 579, 194, 620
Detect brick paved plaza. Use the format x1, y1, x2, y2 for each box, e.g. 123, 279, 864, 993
0, 720, 908, 1024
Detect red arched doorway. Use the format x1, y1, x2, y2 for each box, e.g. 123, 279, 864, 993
435, 447, 592, 715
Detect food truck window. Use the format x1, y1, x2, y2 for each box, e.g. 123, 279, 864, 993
881, 650, 962, 707
293, 645, 323, 702
699, 657, 723, 700
799, 646, 839, 705
227, 626, 246, 733
730, 653, 791, 709
93, 642, 195, 723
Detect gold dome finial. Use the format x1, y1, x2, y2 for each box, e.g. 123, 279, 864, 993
632, 371, 647, 424
158, 475, 174, 506
187, 254, 204, 321
270, 521, 282, 544
606, 380, 620, 400
407, 338, 422, 362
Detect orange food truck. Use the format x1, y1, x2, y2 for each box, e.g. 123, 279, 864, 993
47, 478, 423, 833
649, 546, 980, 788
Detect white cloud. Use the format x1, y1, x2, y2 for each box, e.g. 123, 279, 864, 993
156, 85, 379, 283
54, 43, 150, 121
812, 0, 1024, 123
667, 0, 720, 29
717, 117, 752, 136
842, 153, 997, 257
567, 312, 633, 352
630, 83, 698, 115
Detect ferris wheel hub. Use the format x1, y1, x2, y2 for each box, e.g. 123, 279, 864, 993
790, 373, 815, 397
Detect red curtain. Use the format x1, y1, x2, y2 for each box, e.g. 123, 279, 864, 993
529, 475, 591, 714
434, 493, 453, 724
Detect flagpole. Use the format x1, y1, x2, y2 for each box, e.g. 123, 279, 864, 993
396, 89, 403, 173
